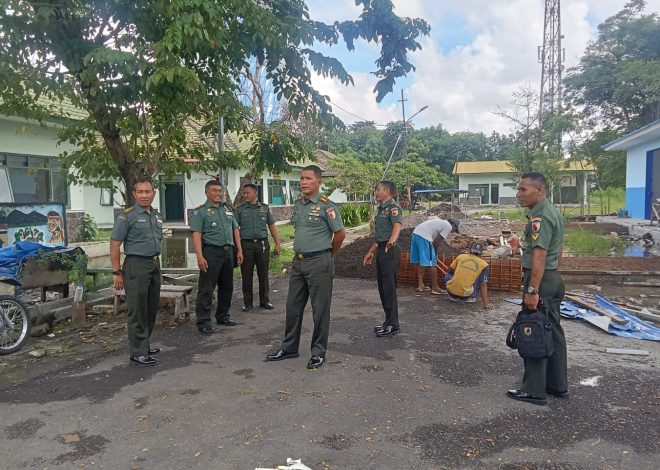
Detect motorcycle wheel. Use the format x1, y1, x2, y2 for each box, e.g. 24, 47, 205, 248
0, 295, 31, 355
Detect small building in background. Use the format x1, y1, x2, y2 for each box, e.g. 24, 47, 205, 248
603, 119, 660, 220
452, 160, 595, 205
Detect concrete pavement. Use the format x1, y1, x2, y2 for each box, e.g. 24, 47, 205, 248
1, 278, 658, 469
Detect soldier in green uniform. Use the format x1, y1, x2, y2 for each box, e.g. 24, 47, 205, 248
266, 165, 345, 369
234, 183, 281, 312
110, 178, 163, 366
507, 172, 568, 406
190, 180, 244, 335
363, 181, 403, 337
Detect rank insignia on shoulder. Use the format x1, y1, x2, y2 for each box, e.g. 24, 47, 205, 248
531, 233, 539, 241
123, 206, 134, 213
117, 214, 127, 220
295, 195, 303, 203
319, 196, 329, 203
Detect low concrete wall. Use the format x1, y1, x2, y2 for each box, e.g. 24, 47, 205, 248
69, 240, 110, 259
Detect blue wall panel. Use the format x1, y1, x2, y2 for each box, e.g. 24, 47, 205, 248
626, 187, 647, 219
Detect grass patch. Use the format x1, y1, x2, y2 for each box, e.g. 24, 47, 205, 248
92, 229, 113, 240
563, 229, 625, 256
473, 207, 527, 220
272, 223, 294, 243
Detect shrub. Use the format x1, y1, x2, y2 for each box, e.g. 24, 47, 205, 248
357, 204, 371, 223
339, 204, 360, 227
79, 213, 99, 242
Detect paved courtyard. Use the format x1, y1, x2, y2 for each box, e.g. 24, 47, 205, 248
1, 277, 658, 469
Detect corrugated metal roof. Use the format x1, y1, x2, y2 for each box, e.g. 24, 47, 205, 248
452, 160, 595, 175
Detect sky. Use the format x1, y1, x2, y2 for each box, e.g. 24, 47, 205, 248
305, 0, 660, 134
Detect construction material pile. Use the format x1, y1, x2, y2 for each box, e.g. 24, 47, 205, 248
427, 203, 467, 219
334, 229, 476, 280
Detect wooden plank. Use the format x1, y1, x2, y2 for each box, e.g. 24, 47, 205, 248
161, 285, 193, 294
564, 294, 627, 324
605, 348, 650, 356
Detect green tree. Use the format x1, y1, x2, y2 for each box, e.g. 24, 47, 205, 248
565, 0, 660, 131
0, 0, 429, 205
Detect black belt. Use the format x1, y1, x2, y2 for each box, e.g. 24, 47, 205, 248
203, 244, 233, 251
295, 249, 330, 259
242, 238, 267, 243
126, 254, 160, 261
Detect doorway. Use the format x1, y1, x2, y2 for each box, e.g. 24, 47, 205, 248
161, 176, 185, 221
490, 183, 499, 205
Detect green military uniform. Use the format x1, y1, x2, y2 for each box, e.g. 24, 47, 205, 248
111, 205, 163, 358
520, 198, 567, 398
374, 199, 403, 327
190, 200, 238, 328
235, 202, 276, 308
281, 193, 344, 358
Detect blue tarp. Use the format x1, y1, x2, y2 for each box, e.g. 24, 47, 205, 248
506, 296, 660, 341
0, 241, 67, 286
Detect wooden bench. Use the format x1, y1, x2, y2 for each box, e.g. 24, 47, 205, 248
113, 284, 194, 323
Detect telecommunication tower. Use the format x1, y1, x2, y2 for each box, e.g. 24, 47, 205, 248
538, 0, 565, 128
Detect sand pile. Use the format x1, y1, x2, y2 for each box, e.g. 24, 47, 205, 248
427, 203, 467, 219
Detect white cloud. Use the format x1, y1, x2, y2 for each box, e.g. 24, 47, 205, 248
308, 0, 660, 134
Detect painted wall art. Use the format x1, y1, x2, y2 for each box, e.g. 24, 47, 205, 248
0, 203, 67, 248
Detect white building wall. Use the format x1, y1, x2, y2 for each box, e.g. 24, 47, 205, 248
457, 173, 518, 203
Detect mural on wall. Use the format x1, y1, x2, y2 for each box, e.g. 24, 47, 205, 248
0, 203, 67, 248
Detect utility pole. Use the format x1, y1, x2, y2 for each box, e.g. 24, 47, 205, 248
399, 90, 411, 211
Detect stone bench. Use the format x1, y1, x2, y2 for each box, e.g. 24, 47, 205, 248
113, 284, 194, 324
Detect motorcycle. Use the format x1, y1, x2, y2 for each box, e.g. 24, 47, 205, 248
0, 292, 31, 355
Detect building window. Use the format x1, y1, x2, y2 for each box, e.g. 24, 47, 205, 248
100, 182, 114, 206
468, 184, 490, 204
289, 181, 301, 204
0, 153, 68, 204
268, 179, 286, 205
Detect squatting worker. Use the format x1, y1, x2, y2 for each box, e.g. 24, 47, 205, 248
110, 178, 163, 366
190, 180, 244, 335
235, 183, 281, 312
362, 181, 403, 337
266, 165, 345, 370
410, 217, 460, 294
507, 172, 567, 406
444, 242, 495, 310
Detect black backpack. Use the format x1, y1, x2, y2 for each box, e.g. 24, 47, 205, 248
506, 304, 555, 359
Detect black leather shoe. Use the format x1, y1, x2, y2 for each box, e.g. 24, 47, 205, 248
217, 319, 237, 326
260, 303, 274, 310
265, 350, 299, 361
148, 347, 161, 355
198, 326, 215, 335
546, 388, 569, 399
373, 324, 386, 332
376, 325, 399, 337
506, 389, 547, 406
242, 305, 253, 312
306, 356, 325, 369
130, 355, 158, 366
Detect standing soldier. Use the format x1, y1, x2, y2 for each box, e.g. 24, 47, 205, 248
362, 181, 403, 337
235, 183, 282, 312
190, 180, 244, 335
110, 178, 163, 366
266, 165, 345, 369
507, 172, 568, 406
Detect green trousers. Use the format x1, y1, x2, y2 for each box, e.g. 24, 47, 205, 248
281, 252, 334, 357
240, 239, 270, 307
376, 244, 400, 327
123, 256, 161, 357
521, 269, 568, 398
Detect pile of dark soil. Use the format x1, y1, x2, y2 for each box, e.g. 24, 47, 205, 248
427, 202, 467, 219
334, 229, 475, 279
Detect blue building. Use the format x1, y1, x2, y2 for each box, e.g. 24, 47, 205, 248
603, 119, 660, 220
